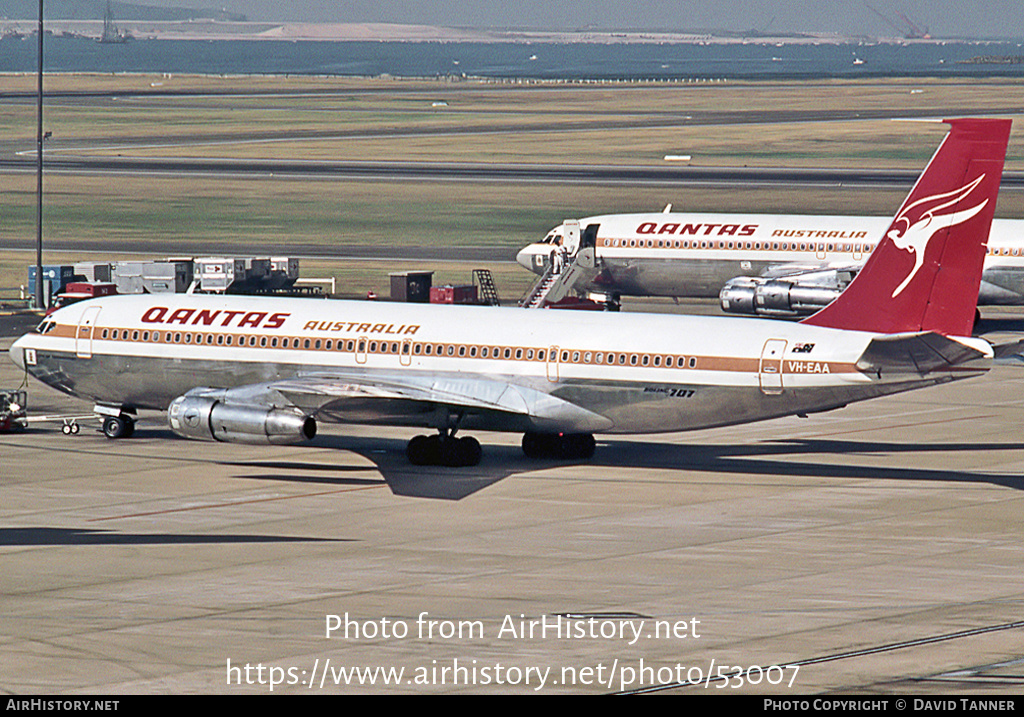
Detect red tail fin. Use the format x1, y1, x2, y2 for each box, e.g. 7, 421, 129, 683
801, 118, 1011, 336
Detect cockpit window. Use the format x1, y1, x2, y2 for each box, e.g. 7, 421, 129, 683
35, 320, 56, 334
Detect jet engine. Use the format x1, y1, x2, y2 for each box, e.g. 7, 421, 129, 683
168, 391, 317, 445
719, 268, 856, 317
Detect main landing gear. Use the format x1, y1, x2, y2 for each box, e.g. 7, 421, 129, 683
522, 432, 596, 460
406, 432, 482, 467
405, 431, 598, 466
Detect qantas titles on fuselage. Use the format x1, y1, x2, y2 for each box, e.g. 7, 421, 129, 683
138, 306, 422, 336
633, 221, 869, 242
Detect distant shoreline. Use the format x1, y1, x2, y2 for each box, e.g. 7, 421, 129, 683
0, 20, 1011, 45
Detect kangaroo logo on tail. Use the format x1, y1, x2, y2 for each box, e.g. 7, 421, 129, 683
801, 118, 1011, 337
888, 174, 988, 297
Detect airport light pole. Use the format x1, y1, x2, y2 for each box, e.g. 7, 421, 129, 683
35, 0, 45, 310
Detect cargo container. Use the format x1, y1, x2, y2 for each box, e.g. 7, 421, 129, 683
430, 284, 479, 304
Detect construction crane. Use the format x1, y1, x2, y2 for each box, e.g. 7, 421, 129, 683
863, 2, 931, 39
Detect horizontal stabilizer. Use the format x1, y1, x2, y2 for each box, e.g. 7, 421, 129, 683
992, 338, 1024, 365
855, 333, 993, 376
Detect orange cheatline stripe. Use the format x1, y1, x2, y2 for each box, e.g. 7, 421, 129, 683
48, 323, 861, 375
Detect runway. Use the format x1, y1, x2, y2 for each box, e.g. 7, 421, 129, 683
4, 155, 1024, 189
3, 303, 1024, 694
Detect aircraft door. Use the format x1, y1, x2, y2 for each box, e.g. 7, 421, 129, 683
546, 345, 559, 382
562, 220, 581, 255
758, 339, 787, 395
400, 339, 413, 366
355, 336, 368, 364
76, 306, 102, 359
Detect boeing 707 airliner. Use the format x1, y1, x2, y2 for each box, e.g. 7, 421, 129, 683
9, 119, 1011, 467
517, 199, 1024, 315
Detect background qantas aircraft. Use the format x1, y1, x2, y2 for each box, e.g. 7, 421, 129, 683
9, 119, 1012, 467
516, 211, 1024, 315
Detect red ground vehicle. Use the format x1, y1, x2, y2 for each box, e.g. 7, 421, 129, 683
45, 282, 117, 316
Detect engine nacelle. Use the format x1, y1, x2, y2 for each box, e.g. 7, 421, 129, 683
168, 391, 317, 445
720, 269, 853, 317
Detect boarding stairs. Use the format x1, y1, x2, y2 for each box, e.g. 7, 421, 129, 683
473, 269, 501, 306
519, 247, 602, 309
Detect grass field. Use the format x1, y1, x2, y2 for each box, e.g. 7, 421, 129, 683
2, 74, 1023, 303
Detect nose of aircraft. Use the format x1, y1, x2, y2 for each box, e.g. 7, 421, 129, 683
516, 246, 537, 270
9, 334, 26, 370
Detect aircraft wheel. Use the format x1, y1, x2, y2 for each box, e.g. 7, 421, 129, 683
522, 432, 552, 459
71, 422, 80, 435
62, 423, 72, 435
440, 436, 482, 467
523, 432, 595, 460
564, 433, 595, 459
408, 435, 481, 467
456, 436, 482, 467
102, 416, 133, 439
406, 434, 438, 466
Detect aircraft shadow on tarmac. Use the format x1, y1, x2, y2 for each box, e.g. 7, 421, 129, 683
220, 432, 1024, 501
0, 526, 348, 547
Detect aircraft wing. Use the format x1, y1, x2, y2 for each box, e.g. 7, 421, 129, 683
855, 332, 993, 376
191, 371, 614, 433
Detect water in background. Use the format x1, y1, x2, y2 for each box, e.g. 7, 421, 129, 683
1, 36, 1024, 79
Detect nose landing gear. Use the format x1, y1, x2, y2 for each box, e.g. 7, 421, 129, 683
102, 414, 135, 439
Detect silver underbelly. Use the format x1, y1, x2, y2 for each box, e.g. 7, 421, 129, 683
24, 349, 976, 435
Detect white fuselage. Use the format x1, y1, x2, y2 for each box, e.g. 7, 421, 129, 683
9, 294, 988, 436
517, 213, 1024, 303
